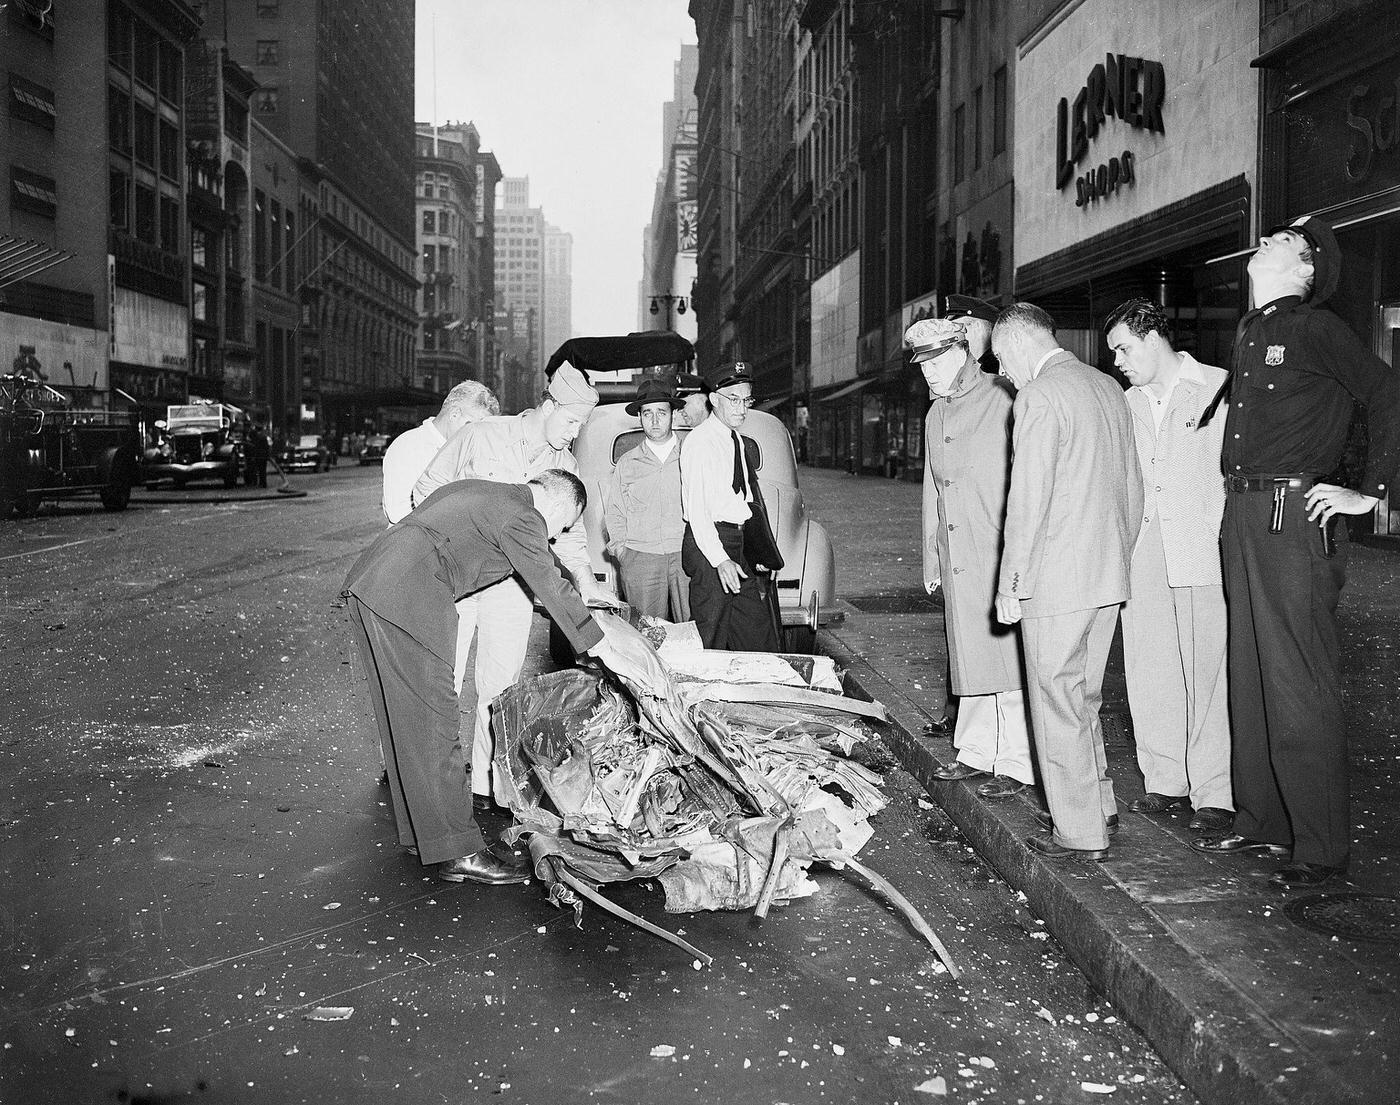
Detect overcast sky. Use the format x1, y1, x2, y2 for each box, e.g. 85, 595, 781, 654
414, 0, 696, 339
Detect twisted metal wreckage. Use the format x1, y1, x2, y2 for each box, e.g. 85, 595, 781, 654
492, 614, 960, 979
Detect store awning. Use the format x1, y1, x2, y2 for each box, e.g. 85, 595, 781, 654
816, 378, 875, 404
0, 234, 73, 290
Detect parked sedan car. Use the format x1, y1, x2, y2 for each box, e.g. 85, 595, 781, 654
358, 433, 391, 465
280, 434, 336, 472
572, 403, 836, 649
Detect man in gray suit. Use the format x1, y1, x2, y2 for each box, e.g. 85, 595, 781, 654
993, 304, 1143, 859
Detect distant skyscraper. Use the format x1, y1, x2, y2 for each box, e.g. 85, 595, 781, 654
542, 224, 573, 361
493, 177, 571, 412
640, 45, 698, 343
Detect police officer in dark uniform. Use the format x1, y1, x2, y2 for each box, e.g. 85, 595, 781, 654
944, 294, 1001, 374
1193, 216, 1400, 887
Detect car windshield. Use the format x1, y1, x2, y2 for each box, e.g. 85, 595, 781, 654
297, 436, 320, 448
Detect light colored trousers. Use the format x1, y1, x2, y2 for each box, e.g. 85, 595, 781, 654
1020, 604, 1119, 850
618, 547, 690, 622
952, 689, 1034, 784
1121, 517, 1232, 811
454, 577, 533, 801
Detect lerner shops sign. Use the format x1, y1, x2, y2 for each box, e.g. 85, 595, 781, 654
1055, 54, 1166, 208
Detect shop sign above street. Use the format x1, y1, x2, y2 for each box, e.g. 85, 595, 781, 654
1344, 71, 1400, 183
1055, 53, 1166, 207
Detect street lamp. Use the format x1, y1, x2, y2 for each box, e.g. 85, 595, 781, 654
649, 292, 688, 331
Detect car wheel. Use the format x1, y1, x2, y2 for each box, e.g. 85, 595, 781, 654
101, 478, 132, 511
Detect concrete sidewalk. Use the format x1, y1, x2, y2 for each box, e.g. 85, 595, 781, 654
801, 467, 1399, 1105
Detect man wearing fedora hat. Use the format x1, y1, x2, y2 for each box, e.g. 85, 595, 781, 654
604, 376, 690, 622
411, 363, 618, 815
680, 361, 781, 651
944, 294, 1001, 375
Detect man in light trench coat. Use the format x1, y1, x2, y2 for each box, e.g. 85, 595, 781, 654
907, 317, 1034, 800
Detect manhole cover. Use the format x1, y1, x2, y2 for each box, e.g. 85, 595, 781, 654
1283, 893, 1400, 943
846, 591, 940, 615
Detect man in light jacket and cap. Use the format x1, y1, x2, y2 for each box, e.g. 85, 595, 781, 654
907, 317, 1033, 801
1106, 298, 1233, 834
604, 375, 689, 621
411, 363, 617, 813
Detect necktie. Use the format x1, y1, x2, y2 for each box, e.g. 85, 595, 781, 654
730, 430, 745, 496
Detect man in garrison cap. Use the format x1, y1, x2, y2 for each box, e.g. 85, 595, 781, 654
679, 360, 781, 651
411, 362, 619, 819
945, 294, 1001, 374
1191, 216, 1400, 888
603, 375, 690, 621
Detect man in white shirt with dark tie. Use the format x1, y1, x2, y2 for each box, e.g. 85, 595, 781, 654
679, 361, 780, 651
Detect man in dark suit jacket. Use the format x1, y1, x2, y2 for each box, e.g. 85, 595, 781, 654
993, 303, 1143, 860
344, 470, 666, 885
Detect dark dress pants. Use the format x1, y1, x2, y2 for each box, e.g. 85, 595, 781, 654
682, 523, 781, 652
349, 596, 485, 864
1222, 488, 1349, 868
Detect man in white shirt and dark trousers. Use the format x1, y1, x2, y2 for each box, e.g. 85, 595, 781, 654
680, 361, 781, 651
1106, 298, 1233, 833
380, 381, 498, 528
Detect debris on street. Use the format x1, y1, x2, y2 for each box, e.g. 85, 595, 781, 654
493, 614, 960, 977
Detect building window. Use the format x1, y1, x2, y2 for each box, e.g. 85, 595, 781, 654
109, 170, 130, 229
193, 336, 209, 375
254, 190, 267, 281
192, 227, 209, 269
255, 88, 278, 115
108, 88, 132, 153
422, 244, 435, 272
159, 121, 179, 179
284, 212, 295, 287
972, 86, 983, 170
255, 40, 279, 65
9, 74, 56, 131
422, 209, 435, 234
108, 6, 132, 69
11, 164, 57, 219
160, 196, 180, 253
133, 21, 159, 89
11, 0, 56, 41
953, 103, 966, 183
192, 282, 209, 322
158, 40, 182, 104
134, 183, 157, 242
992, 66, 1007, 156
224, 93, 248, 141
257, 0, 280, 16
134, 104, 156, 167
270, 199, 283, 288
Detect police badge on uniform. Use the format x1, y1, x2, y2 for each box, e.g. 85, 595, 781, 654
1265, 345, 1286, 365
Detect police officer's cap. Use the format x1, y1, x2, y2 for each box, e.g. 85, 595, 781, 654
704, 361, 753, 392
1265, 215, 1340, 305
944, 294, 999, 326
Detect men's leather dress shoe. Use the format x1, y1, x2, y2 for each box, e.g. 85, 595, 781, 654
1190, 833, 1288, 856
1188, 807, 1234, 833
930, 760, 987, 781
472, 795, 511, 818
1130, 792, 1190, 814
437, 851, 531, 885
977, 776, 1028, 800
1036, 811, 1119, 836
1269, 862, 1345, 888
1025, 833, 1108, 861
921, 714, 956, 736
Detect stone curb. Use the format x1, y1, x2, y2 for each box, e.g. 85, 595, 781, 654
819, 627, 1362, 1105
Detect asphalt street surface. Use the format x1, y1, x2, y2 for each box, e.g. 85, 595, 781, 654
1, 466, 1197, 1104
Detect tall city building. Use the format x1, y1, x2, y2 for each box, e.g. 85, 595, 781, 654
415, 122, 501, 399
211, 0, 418, 440
541, 224, 573, 361
639, 44, 698, 344
494, 177, 571, 413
